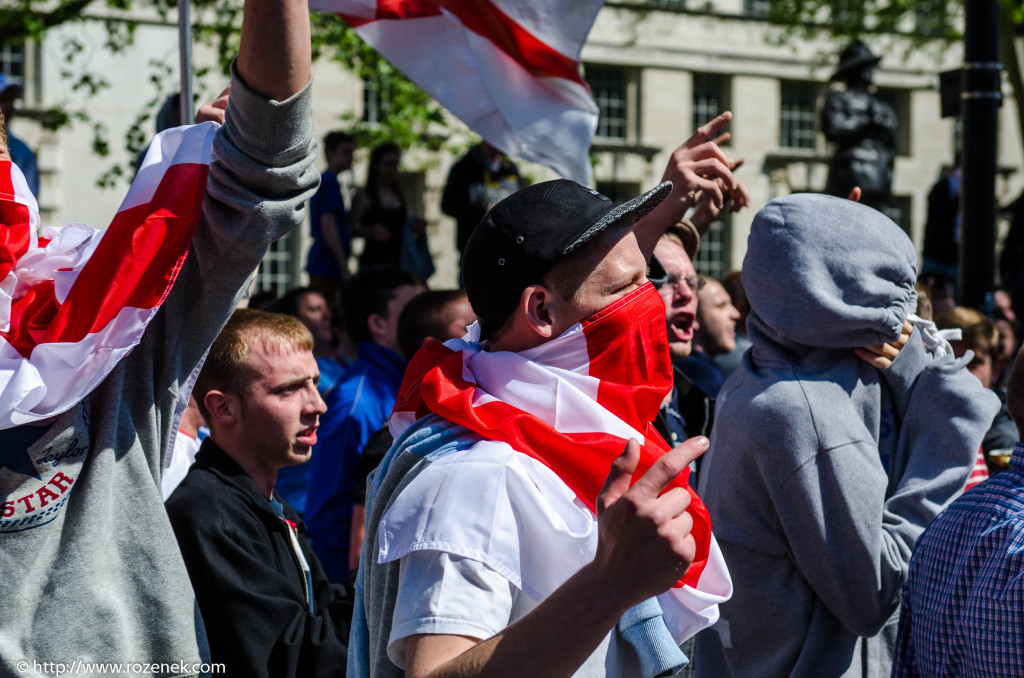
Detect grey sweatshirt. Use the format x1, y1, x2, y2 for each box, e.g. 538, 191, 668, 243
694, 195, 1000, 678
0, 65, 318, 677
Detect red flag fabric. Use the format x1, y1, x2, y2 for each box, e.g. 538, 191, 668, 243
390, 284, 713, 588
0, 123, 217, 429
309, 0, 601, 184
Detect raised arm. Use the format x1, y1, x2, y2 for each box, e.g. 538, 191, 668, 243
236, 0, 311, 101
635, 112, 748, 260
404, 436, 710, 678
141, 0, 320, 466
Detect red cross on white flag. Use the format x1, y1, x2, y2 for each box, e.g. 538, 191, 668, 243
311, 0, 602, 184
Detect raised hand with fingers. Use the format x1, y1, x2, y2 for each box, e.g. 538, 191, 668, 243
593, 436, 710, 604
637, 111, 747, 254
660, 112, 744, 212
689, 162, 751, 235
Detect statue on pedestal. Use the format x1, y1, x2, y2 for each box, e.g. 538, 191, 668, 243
821, 40, 898, 209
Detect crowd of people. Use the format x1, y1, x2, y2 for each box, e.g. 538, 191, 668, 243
2, 2, 1024, 676
303, 130, 523, 306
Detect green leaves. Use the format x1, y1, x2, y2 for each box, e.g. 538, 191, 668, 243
764, 0, 963, 50
310, 13, 451, 154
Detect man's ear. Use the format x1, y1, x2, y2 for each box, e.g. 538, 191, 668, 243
367, 313, 388, 344
203, 390, 239, 429
521, 284, 558, 340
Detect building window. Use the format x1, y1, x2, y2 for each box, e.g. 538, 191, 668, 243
585, 64, 632, 141
692, 73, 729, 141
647, 0, 686, 8
914, 0, 949, 36
694, 215, 731, 280
255, 231, 299, 296
880, 196, 912, 236
779, 81, 819, 150
831, 0, 862, 29
595, 181, 641, 207
0, 43, 25, 86
875, 87, 911, 156
362, 76, 391, 124
743, 0, 771, 18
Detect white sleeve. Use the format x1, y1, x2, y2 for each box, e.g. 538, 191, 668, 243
387, 551, 517, 669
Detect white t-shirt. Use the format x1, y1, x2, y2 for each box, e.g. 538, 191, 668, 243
389, 550, 638, 676
378, 440, 732, 676
161, 430, 201, 499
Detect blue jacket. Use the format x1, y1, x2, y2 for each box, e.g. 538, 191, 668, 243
306, 169, 349, 278
305, 342, 407, 583
9, 133, 38, 197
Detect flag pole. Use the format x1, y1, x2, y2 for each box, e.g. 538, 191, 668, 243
177, 0, 194, 124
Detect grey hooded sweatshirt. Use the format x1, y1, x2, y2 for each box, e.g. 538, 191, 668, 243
0, 65, 318, 677
694, 194, 999, 678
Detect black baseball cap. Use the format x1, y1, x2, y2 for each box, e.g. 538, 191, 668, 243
463, 178, 672, 338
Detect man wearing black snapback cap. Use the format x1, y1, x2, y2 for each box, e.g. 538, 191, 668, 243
349, 113, 746, 678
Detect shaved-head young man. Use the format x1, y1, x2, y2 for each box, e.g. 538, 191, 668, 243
350, 113, 748, 678
166, 309, 350, 677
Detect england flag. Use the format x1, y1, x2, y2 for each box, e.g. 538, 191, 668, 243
0, 122, 217, 429
311, 0, 601, 184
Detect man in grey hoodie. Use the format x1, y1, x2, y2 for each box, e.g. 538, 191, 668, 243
0, 0, 319, 675
694, 194, 1000, 677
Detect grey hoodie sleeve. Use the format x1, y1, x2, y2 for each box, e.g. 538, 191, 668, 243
770, 335, 999, 637
879, 333, 1000, 561
127, 62, 320, 473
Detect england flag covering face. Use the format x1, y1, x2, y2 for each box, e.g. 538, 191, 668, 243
390, 283, 716, 589
0, 122, 218, 430
310, 0, 601, 184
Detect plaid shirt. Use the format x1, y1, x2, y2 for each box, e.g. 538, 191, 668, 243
892, 441, 1024, 677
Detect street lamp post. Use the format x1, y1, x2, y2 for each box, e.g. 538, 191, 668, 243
178, 0, 194, 125
959, 0, 1002, 308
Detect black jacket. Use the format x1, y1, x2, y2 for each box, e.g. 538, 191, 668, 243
166, 440, 350, 678
441, 144, 522, 254
653, 366, 714, 445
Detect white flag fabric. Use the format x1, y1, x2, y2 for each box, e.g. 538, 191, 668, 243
384, 318, 732, 631
309, 0, 601, 184
0, 122, 217, 429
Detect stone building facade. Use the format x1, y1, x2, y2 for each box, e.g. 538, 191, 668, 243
3, 1, 1019, 291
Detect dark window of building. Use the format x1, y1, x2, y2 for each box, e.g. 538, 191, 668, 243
694, 215, 731, 280
362, 76, 391, 124
744, 0, 771, 18
831, 0, 863, 30
692, 73, 729, 137
647, 0, 686, 9
780, 81, 819, 150
595, 181, 641, 206
256, 231, 299, 296
0, 43, 25, 85
586, 65, 630, 140
914, 0, 950, 36
880, 196, 912, 236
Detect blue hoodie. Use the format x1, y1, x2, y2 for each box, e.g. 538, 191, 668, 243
694, 195, 1000, 678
